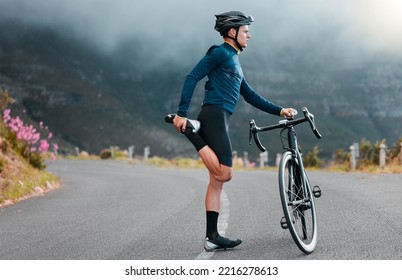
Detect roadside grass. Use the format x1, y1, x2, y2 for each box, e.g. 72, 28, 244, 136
0, 149, 59, 206
147, 156, 204, 169
327, 160, 402, 174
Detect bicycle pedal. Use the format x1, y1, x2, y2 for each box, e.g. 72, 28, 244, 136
312, 186, 321, 198
280, 217, 288, 229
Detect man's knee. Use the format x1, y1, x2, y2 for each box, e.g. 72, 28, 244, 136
223, 172, 233, 182
214, 168, 232, 182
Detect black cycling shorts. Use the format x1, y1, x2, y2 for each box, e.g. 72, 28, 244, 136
197, 105, 233, 167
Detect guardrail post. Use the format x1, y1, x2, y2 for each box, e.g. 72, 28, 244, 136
276, 153, 281, 167
243, 151, 249, 167
349, 145, 356, 170
379, 143, 386, 169
75, 146, 80, 156
110, 146, 115, 159
128, 145, 135, 159
144, 146, 150, 160
353, 142, 360, 159
259, 151, 268, 167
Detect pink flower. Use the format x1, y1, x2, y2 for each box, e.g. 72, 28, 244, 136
3, 109, 11, 122
38, 140, 50, 153
2, 108, 59, 161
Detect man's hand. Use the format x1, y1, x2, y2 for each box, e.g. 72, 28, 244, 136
280, 108, 296, 118
173, 115, 187, 133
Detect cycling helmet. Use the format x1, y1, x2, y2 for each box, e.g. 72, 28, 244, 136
214, 11, 254, 51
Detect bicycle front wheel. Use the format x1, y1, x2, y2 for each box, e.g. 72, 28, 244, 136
279, 151, 317, 254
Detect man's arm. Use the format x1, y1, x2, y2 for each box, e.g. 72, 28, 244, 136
240, 78, 283, 115
177, 45, 227, 117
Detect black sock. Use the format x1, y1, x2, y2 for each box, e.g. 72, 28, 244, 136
206, 211, 219, 239
185, 130, 207, 151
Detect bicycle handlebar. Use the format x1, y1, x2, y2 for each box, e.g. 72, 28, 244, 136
249, 107, 322, 152
249, 119, 267, 151
302, 107, 322, 139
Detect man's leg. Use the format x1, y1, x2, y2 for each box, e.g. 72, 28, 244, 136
198, 146, 232, 183
205, 172, 224, 212
204, 172, 242, 251
205, 173, 223, 240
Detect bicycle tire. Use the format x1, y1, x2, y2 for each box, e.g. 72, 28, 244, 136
278, 151, 317, 254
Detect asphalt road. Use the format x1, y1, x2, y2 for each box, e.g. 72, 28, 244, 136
0, 159, 401, 260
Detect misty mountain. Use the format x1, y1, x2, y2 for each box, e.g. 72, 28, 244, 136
1, 20, 401, 163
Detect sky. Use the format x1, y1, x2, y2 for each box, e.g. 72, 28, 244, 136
1, 0, 402, 61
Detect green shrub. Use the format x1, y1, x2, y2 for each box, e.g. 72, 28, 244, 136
334, 148, 349, 164
303, 146, 324, 168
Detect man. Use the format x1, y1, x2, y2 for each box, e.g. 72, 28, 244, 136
167, 11, 294, 251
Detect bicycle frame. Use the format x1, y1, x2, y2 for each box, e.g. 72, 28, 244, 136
286, 127, 311, 206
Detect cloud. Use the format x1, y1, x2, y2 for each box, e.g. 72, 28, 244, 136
1, 0, 401, 59
340, 0, 402, 56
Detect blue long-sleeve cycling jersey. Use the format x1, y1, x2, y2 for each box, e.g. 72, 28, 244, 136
177, 42, 283, 118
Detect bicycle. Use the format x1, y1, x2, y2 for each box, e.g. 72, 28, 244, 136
248, 107, 322, 254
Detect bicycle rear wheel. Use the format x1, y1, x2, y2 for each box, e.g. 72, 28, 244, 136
279, 151, 317, 254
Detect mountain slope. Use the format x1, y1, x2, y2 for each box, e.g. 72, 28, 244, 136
1, 21, 401, 162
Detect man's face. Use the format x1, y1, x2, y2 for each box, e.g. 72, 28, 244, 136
236, 25, 251, 49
